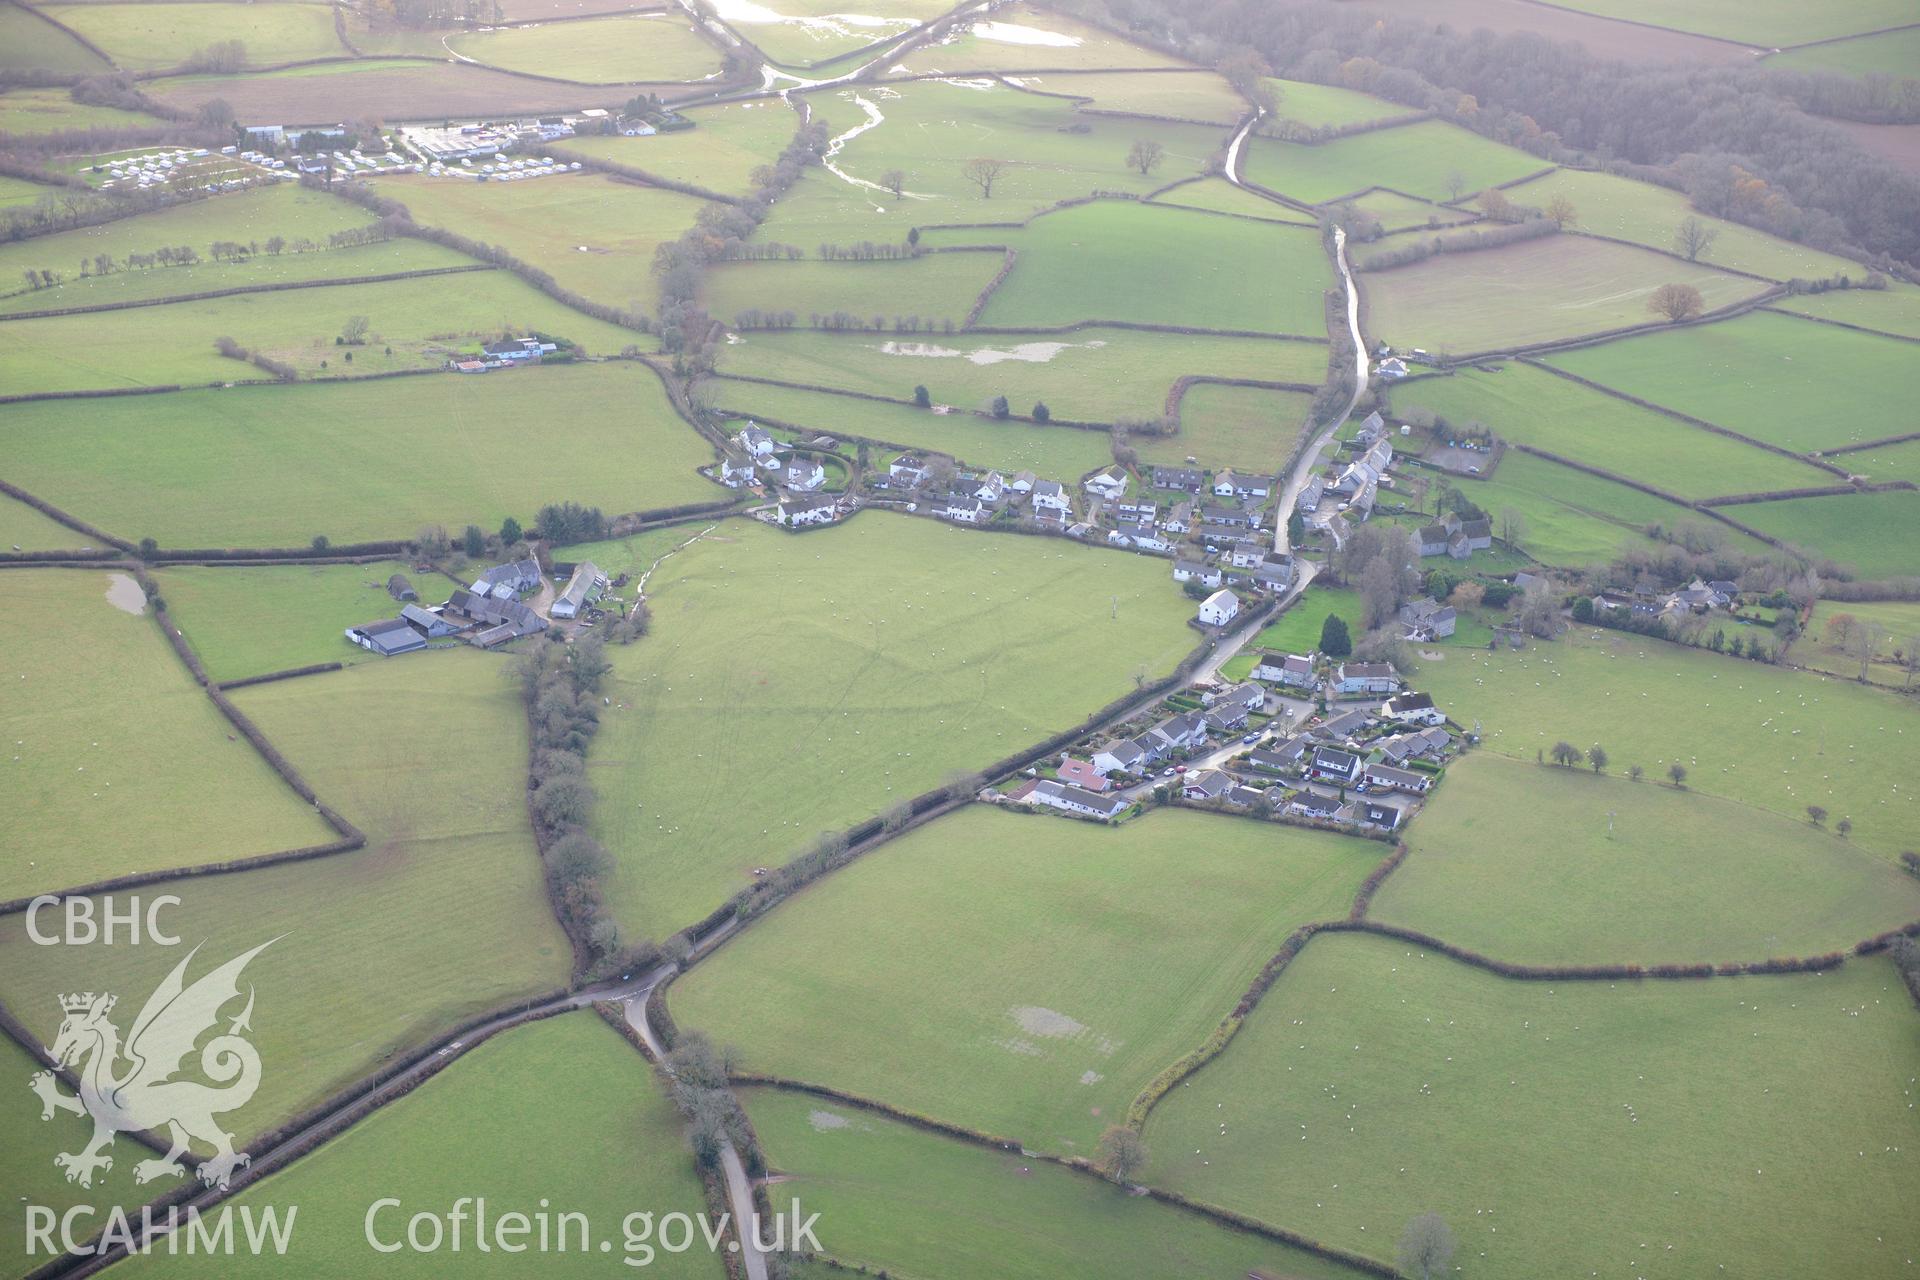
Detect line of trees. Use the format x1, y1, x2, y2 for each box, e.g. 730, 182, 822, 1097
1359, 216, 1557, 271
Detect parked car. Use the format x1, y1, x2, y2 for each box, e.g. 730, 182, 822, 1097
1174, 764, 1187, 775
1160, 767, 1175, 778
1241, 732, 1262, 745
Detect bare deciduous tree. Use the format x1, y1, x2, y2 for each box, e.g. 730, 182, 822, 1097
1675, 215, 1719, 262
1397, 1213, 1455, 1280
881, 168, 906, 198
1095, 1125, 1147, 1184
1648, 282, 1705, 323
1127, 138, 1164, 176
1544, 194, 1578, 228
961, 157, 1005, 198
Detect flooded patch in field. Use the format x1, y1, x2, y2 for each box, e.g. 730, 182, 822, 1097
104, 572, 147, 615
1011, 1005, 1086, 1038
874, 339, 1106, 365
1079, 1069, 1103, 1085
808, 1108, 850, 1131
969, 20, 1081, 47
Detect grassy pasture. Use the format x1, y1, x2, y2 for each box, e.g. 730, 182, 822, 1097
703, 252, 1001, 332
1362, 234, 1767, 355
743, 1086, 1356, 1280
1341, 187, 1474, 232
961, 200, 1331, 333
673, 805, 1380, 1152
1144, 931, 1920, 1280
0, 268, 644, 393
707, 379, 1115, 478
0, 174, 59, 210
1769, 27, 1920, 77
0, 492, 89, 552
144, 56, 619, 121
575, 514, 1196, 940
1770, 282, 1920, 339
1829, 438, 1920, 485
555, 99, 798, 196
384, 172, 701, 315
0, 86, 154, 136
1390, 364, 1833, 497
1732, 489, 1920, 579
717, 0, 937, 69
713, 326, 1323, 424
1242, 119, 1549, 205
1139, 382, 1316, 472
154, 560, 425, 683
1545, 310, 1920, 454
1011, 69, 1247, 123
126, 1014, 714, 1279
1265, 77, 1411, 129
1796, 599, 1920, 687
1415, 626, 1920, 857
1503, 168, 1864, 282
0, 3, 110, 73
0, 570, 336, 899
42, 2, 345, 70
898, 9, 1190, 74
0, 651, 573, 1137
1540, 0, 1913, 46
1371, 753, 1920, 964
2, 363, 716, 547
1251, 584, 1365, 656
448, 12, 722, 83
1148, 176, 1317, 224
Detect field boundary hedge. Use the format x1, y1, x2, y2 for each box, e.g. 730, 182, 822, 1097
550, 144, 738, 204
1348, 841, 1411, 919
1702, 482, 1912, 507
1502, 441, 1788, 550
712, 371, 1112, 431
0, 834, 364, 917
13, 2, 117, 69
216, 661, 346, 690
968, 317, 1325, 342
1820, 428, 1920, 457
1164, 373, 1318, 421
0, 476, 132, 550
961, 247, 1017, 327
1462, 283, 1786, 366
0, 263, 496, 322
1758, 303, 1920, 345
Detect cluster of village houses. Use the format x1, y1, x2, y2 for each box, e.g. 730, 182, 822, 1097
1592, 576, 1744, 625
344, 555, 609, 656
1003, 648, 1456, 837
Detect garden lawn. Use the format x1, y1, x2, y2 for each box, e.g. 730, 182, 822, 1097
0, 3, 109, 73
555, 99, 799, 196
1139, 382, 1316, 472
1242, 119, 1549, 205
1391, 363, 1832, 497
1503, 169, 1864, 282
1012, 69, 1247, 123
1771, 27, 1920, 78
1732, 489, 1920, 579
673, 805, 1381, 1152
124, 1014, 712, 1279
1371, 753, 1920, 964
1770, 282, 1920, 338
707, 380, 1114, 478
0, 86, 154, 136
1252, 584, 1365, 655
0, 492, 89, 552
1148, 176, 1318, 224
714, 327, 1324, 424
584, 514, 1197, 939
0, 651, 573, 1137
384, 172, 702, 315
1415, 625, 1920, 857
155, 560, 423, 683
743, 1086, 1357, 1280
1796, 599, 1920, 687
1363, 235, 1766, 355
703, 252, 1002, 332
1143, 932, 1920, 1280
899, 8, 1189, 74
1, 362, 715, 547
966, 201, 1330, 333
0, 570, 335, 900
449, 12, 722, 83
0, 269, 645, 394
42, 2, 345, 70
1541, 0, 1910, 45
1544, 310, 1920, 454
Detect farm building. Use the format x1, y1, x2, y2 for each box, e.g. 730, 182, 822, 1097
472, 558, 542, 599
549, 561, 608, 619
345, 617, 427, 657
1333, 661, 1401, 695
387, 573, 417, 602
399, 603, 460, 638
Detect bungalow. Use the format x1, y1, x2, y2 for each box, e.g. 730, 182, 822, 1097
1160, 501, 1192, 535
399, 603, 460, 638
888, 454, 929, 487
1254, 653, 1319, 691
1172, 559, 1223, 588
482, 337, 544, 363
1152, 466, 1204, 493
974, 471, 1007, 503
785, 456, 827, 492
1288, 792, 1350, 822
1056, 757, 1111, 792
1204, 705, 1249, 735
719, 452, 758, 489
1084, 469, 1128, 501
1213, 470, 1271, 500
1248, 737, 1309, 773
1182, 769, 1234, 801
1382, 691, 1445, 727
1028, 779, 1129, 820
1196, 588, 1240, 628
1334, 661, 1401, 695
1090, 738, 1146, 776
1109, 529, 1171, 553
472, 557, 541, 599
738, 423, 778, 459
1309, 745, 1363, 785
1358, 798, 1406, 832
1364, 762, 1432, 795
345, 617, 426, 657
942, 497, 986, 524
1227, 784, 1266, 808
1030, 480, 1071, 514
1311, 708, 1370, 742
1008, 470, 1036, 495
549, 560, 608, 619
777, 493, 840, 527
1398, 598, 1457, 641
1201, 503, 1257, 529
1375, 726, 1451, 763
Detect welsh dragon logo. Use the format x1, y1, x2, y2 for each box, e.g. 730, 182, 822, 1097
29, 940, 276, 1191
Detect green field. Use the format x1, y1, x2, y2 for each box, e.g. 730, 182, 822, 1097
1769, 26, 1920, 77
1541, 0, 1914, 46
1, 362, 716, 546
703, 251, 1003, 332
1144, 931, 1920, 1280
1250, 584, 1365, 656
1545, 310, 1920, 454
0, 492, 88, 552
0, 569, 335, 899
1769, 282, 1920, 339
125, 1014, 714, 1279
711, 0, 944, 68
385, 172, 702, 316
1148, 176, 1318, 224
450, 12, 721, 83
1503, 169, 1865, 282
1371, 753, 1920, 964
0, 268, 647, 394
1341, 188, 1475, 232
744, 1086, 1357, 1280
42, 2, 345, 70
155, 559, 427, 682
1830, 437, 1920, 484
707, 378, 1116, 478
0, 86, 155, 136
1243, 120, 1549, 205
674, 805, 1380, 1152
1011, 69, 1248, 123
0, 174, 59, 210
574, 514, 1196, 939
714, 326, 1323, 424
0, 651, 572, 1135
1417, 625, 1920, 857
1139, 381, 1315, 471
0, 3, 110, 73
1732, 489, 1920, 578
1796, 599, 1920, 687
955, 200, 1330, 333
1391, 363, 1833, 497
1265, 77, 1411, 130
555, 99, 799, 196
1363, 234, 1766, 355
900, 9, 1190, 75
